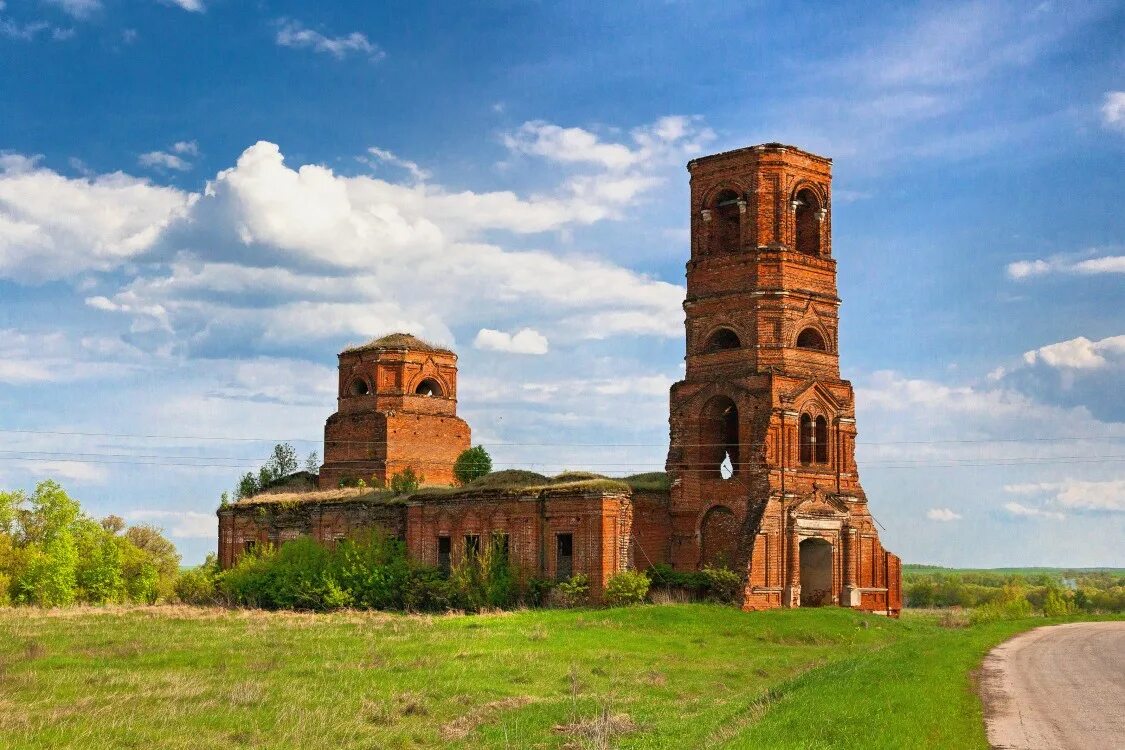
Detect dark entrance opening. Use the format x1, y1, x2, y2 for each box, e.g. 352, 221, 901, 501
556, 533, 573, 580
799, 537, 833, 606
438, 535, 451, 574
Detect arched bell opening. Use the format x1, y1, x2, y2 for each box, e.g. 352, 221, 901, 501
415, 378, 443, 398
701, 396, 739, 479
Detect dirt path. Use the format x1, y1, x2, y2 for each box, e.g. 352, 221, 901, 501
979, 621, 1125, 750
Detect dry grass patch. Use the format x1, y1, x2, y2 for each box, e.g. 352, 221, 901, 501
440, 696, 534, 741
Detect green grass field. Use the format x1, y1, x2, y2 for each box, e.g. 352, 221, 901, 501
0, 604, 1092, 749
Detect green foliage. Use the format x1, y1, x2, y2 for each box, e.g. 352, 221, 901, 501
175, 555, 221, 605
904, 566, 1125, 615
236, 472, 260, 500
700, 566, 742, 603
448, 535, 518, 611
453, 445, 493, 485
603, 570, 650, 606
553, 574, 589, 608
304, 451, 320, 474
645, 563, 743, 604
0, 480, 179, 607
389, 467, 423, 495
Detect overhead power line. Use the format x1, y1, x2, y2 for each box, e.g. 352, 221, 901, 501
1, 426, 1123, 448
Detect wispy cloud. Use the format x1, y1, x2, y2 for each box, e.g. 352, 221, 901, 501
1102, 91, 1125, 133
1006, 479, 1125, 514
138, 140, 199, 172
125, 510, 215, 537
358, 147, 430, 181
43, 0, 100, 19
1004, 501, 1066, 520
275, 19, 383, 61
1007, 253, 1125, 279
926, 508, 962, 522
161, 0, 204, 12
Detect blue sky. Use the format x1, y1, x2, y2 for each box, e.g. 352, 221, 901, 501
1, 0, 1122, 566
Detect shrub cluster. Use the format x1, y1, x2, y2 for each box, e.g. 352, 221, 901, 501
0, 481, 180, 606
214, 532, 536, 612
645, 564, 743, 604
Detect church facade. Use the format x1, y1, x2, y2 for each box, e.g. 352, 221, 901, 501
217, 143, 902, 615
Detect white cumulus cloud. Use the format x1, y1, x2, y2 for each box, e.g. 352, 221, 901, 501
1022, 334, 1125, 370
474, 328, 549, 355
0, 154, 192, 281
926, 508, 962, 521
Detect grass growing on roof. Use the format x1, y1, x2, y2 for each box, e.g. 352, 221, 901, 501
1, 605, 1110, 749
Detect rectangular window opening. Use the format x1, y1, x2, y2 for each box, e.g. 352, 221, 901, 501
492, 532, 510, 564
438, 535, 451, 574
464, 534, 481, 559
556, 533, 574, 581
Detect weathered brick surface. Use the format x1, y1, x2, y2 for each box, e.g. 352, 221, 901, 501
319, 334, 471, 488
217, 498, 406, 569
666, 143, 902, 616
216, 144, 901, 615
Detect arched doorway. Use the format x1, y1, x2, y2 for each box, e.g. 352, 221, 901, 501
700, 506, 738, 568
799, 537, 833, 606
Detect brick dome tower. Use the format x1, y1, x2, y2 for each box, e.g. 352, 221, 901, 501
318, 333, 471, 489
666, 144, 900, 614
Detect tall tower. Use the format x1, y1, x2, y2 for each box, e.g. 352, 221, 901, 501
666, 144, 900, 614
319, 333, 471, 489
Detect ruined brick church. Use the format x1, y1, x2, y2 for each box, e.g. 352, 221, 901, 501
218, 143, 902, 615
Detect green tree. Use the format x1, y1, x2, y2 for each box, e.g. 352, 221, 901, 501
304, 451, 320, 474
266, 443, 299, 479
390, 467, 423, 495
236, 472, 260, 499
453, 445, 493, 485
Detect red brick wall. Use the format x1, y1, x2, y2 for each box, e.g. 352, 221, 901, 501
321, 342, 470, 488
217, 499, 406, 569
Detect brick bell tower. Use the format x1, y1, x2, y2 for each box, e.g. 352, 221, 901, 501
318, 333, 471, 489
665, 144, 901, 614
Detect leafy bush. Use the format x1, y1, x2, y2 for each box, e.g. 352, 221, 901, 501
453, 446, 493, 485
448, 535, 518, 611
389, 468, 423, 495
603, 570, 650, 607
701, 566, 742, 603
553, 574, 589, 608
645, 563, 743, 604
175, 555, 221, 605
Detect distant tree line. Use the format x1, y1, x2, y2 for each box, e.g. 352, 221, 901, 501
0, 481, 180, 606
905, 568, 1125, 616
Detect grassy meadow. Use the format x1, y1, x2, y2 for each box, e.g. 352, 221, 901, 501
0, 604, 1102, 750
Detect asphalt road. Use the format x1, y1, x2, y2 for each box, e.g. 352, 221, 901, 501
980, 621, 1125, 750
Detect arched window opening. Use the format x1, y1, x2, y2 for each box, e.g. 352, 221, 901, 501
415, 378, 443, 398
794, 188, 821, 256
711, 189, 741, 253
815, 416, 829, 464
702, 396, 739, 479
349, 379, 370, 396
799, 413, 813, 465
700, 505, 738, 568
799, 537, 833, 606
705, 327, 741, 353
796, 327, 827, 351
